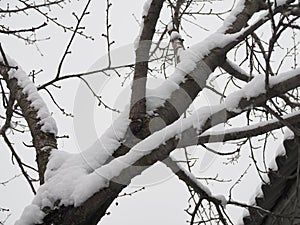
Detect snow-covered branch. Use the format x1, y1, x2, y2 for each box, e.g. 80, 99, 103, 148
199, 111, 300, 143
221, 59, 251, 82
0, 53, 57, 184
163, 157, 227, 205
145, 0, 290, 133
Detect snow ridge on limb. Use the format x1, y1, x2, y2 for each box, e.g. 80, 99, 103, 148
0, 52, 57, 184
220, 0, 267, 34
113, 0, 283, 180
46, 67, 300, 224
133, 0, 155, 50
199, 110, 300, 143
6, 57, 58, 135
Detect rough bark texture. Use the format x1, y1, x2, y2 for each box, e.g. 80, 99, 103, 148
129, 0, 165, 136
0, 64, 57, 184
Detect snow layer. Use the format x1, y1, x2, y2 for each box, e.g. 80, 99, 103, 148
145, 0, 265, 111
134, 0, 153, 50
225, 67, 300, 112
218, 0, 246, 33
147, 31, 241, 110
15, 205, 45, 225
170, 31, 182, 41
201, 110, 300, 138
3, 56, 58, 135
15, 60, 300, 224
215, 194, 227, 207
169, 155, 212, 196
15, 108, 130, 225
149, 0, 296, 112
237, 209, 250, 225
15, 102, 220, 224
145, 0, 293, 113
284, 127, 294, 140
268, 142, 286, 170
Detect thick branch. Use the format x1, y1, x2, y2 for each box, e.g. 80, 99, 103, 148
0, 57, 57, 184
129, 0, 165, 136
224, 0, 267, 34
199, 112, 300, 143
221, 59, 251, 82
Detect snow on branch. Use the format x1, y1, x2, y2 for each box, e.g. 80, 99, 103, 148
199, 111, 300, 143
120, 1, 297, 170
220, 0, 267, 34
133, 0, 161, 50
145, 0, 290, 119
15, 108, 130, 225
0, 51, 57, 184
6, 58, 58, 135
221, 59, 251, 82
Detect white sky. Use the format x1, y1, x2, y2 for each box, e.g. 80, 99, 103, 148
0, 0, 297, 224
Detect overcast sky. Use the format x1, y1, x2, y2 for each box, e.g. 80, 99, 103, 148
0, 0, 292, 224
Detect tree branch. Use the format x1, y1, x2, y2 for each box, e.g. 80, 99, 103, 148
2, 133, 36, 194
199, 112, 300, 144
129, 0, 165, 137
55, 0, 92, 79
0, 0, 64, 14
0, 23, 47, 34
0, 48, 57, 184
221, 59, 251, 82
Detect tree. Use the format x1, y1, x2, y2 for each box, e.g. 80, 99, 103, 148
0, 0, 300, 224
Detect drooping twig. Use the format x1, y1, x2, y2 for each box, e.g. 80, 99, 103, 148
2, 134, 36, 194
